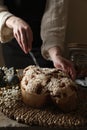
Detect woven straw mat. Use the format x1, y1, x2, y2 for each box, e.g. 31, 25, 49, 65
0, 85, 87, 128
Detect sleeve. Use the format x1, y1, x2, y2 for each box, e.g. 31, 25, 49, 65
41, 0, 69, 60
0, 0, 14, 43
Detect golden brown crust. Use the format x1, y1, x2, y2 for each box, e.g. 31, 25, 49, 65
21, 85, 49, 108
21, 65, 78, 111
51, 91, 78, 112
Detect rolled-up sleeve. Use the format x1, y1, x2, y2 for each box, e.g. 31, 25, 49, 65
0, 1, 14, 43
41, 0, 68, 60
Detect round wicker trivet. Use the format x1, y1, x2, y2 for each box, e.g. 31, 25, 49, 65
0, 85, 87, 128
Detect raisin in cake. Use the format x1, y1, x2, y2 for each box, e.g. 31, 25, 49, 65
21, 66, 50, 108
21, 65, 78, 111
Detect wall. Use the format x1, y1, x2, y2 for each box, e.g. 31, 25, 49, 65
65, 0, 87, 44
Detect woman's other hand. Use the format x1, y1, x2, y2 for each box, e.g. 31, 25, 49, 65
48, 47, 76, 80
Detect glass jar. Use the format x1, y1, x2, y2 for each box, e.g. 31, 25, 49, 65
69, 47, 87, 78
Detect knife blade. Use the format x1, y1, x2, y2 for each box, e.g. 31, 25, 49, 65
29, 51, 40, 67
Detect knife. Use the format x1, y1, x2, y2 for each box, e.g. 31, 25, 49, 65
29, 51, 40, 67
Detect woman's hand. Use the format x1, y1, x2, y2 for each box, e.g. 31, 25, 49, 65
52, 55, 76, 80
6, 16, 33, 54
48, 47, 76, 80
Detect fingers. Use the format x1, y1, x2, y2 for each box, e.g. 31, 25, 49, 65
14, 26, 33, 54
20, 28, 29, 53
20, 27, 33, 53
14, 30, 24, 51
26, 27, 33, 51
69, 65, 76, 80
54, 62, 76, 80
62, 64, 76, 80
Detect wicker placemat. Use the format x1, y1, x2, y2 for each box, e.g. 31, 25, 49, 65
0, 85, 87, 128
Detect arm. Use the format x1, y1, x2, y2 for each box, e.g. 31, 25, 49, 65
41, 0, 76, 80
0, 0, 13, 43
0, 0, 33, 53
41, 0, 68, 59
